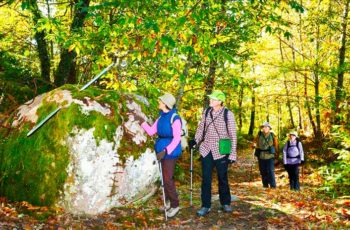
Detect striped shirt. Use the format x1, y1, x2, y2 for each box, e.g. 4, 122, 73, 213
194, 107, 237, 161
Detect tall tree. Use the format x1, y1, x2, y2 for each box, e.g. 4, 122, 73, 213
237, 81, 244, 132
291, 44, 303, 130
279, 37, 295, 129
54, 0, 90, 86
29, 0, 51, 83
313, 9, 322, 139
335, 0, 349, 125
248, 84, 256, 136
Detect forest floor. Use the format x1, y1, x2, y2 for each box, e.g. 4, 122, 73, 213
0, 147, 349, 229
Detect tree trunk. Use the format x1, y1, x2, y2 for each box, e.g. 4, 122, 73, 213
277, 102, 281, 139
297, 94, 303, 130
45, 0, 54, 60
279, 38, 295, 128
201, 0, 226, 109
335, 0, 349, 125
237, 83, 244, 132
248, 87, 255, 136
258, 105, 262, 124
203, 59, 217, 108
291, 44, 303, 130
54, 0, 90, 86
30, 0, 51, 83
176, 53, 192, 109
304, 73, 317, 135
314, 21, 322, 139
298, 1, 317, 136
266, 103, 269, 123
314, 70, 321, 138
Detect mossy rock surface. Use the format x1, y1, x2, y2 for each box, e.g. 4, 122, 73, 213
0, 85, 159, 215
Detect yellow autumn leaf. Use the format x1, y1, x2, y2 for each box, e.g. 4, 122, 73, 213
216, 34, 230, 43
68, 44, 75, 52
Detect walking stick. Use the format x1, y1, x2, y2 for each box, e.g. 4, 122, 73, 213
249, 149, 256, 184
190, 147, 193, 207
301, 163, 304, 187
158, 160, 168, 221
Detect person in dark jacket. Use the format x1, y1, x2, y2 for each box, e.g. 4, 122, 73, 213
253, 122, 279, 188
283, 131, 304, 191
133, 92, 182, 218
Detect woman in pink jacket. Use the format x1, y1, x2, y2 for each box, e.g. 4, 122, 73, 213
133, 92, 182, 218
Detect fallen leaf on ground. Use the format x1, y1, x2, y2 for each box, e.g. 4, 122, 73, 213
267, 217, 282, 224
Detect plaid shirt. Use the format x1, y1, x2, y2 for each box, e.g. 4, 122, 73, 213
195, 107, 237, 161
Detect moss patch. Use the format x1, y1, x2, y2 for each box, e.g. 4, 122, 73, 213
0, 121, 69, 206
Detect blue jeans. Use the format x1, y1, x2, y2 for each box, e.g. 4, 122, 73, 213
258, 158, 276, 188
201, 153, 231, 208
285, 164, 300, 190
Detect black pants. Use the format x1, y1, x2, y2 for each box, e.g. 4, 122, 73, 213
258, 158, 276, 188
285, 164, 300, 190
201, 153, 231, 208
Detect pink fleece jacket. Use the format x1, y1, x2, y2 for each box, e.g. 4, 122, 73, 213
141, 119, 182, 155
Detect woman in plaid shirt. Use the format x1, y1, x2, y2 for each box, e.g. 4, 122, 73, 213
189, 90, 237, 217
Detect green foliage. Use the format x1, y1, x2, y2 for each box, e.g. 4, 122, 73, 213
236, 132, 249, 149
318, 128, 350, 197
0, 51, 49, 113
288, 1, 304, 13
174, 163, 186, 183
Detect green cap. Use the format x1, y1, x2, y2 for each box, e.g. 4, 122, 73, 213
207, 90, 226, 102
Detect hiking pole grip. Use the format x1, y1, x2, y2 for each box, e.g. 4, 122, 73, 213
158, 161, 168, 221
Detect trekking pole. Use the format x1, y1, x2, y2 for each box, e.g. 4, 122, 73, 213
249, 149, 256, 184
190, 147, 193, 207
301, 163, 304, 187
158, 160, 168, 221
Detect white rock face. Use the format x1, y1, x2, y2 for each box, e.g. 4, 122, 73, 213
62, 127, 159, 215
10, 88, 159, 215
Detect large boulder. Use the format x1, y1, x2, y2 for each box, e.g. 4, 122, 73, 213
0, 85, 159, 215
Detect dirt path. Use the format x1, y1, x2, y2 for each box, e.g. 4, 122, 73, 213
0, 148, 349, 229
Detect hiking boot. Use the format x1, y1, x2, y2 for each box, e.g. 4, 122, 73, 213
160, 200, 171, 211
222, 205, 233, 213
196, 207, 211, 217
167, 206, 179, 218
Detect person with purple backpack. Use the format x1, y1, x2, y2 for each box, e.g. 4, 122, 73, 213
283, 131, 305, 191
